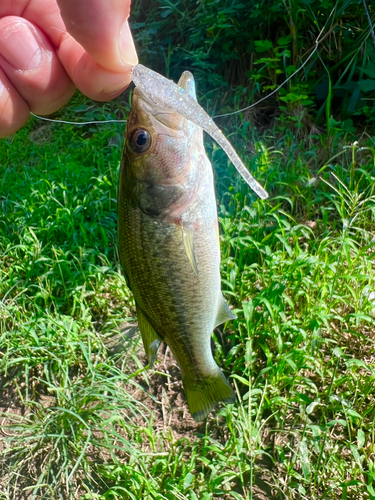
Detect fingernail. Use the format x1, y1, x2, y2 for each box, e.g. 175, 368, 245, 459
119, 20, 138, 67
0, 22, 42, 71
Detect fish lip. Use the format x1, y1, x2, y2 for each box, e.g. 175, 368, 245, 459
134, 87, 191, 132
135, 86, 157, 106
135, 87, 170, 115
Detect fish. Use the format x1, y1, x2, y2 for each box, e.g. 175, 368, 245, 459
118, 70, 237, 422
131, 64, 268, 200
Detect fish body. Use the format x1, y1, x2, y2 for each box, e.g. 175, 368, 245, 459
118, 71, 235, 421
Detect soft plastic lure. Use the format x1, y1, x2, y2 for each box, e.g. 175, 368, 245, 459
131, 64, 268, 200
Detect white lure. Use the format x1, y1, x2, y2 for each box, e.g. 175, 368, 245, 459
131, 64, 269, 200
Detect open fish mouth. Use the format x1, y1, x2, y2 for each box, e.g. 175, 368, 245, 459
132, 64, 269, 200
133, 74, 198, 133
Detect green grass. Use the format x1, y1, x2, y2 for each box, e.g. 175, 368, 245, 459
1, 90, 375, 500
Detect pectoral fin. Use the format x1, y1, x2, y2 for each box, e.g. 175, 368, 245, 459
214, 294, 237, 328
182, 223, 199, 276
136, 305, 163, 367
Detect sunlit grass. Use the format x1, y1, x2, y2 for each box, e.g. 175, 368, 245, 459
0, 92, 375, 500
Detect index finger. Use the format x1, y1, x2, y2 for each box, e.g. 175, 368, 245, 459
22, 0, 138, 100
57, 0, 137, 71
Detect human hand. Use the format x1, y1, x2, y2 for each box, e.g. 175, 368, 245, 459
0, 0, 137, 137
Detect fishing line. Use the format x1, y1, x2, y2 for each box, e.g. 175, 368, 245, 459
30, 112, 127, 125
31, 6, 337, 127
363, 0, 375, 52
212, 5, 336, 118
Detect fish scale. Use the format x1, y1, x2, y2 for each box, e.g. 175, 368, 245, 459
118, 70, 236, 421
119, 179, 219, 371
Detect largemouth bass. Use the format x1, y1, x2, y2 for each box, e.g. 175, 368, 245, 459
131, 64, 268, 200
118, 71, 237, 422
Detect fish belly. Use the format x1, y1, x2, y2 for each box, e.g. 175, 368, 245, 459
118, 187, 221, 382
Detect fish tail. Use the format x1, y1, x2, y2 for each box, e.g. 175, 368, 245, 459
183, 369, 236, 422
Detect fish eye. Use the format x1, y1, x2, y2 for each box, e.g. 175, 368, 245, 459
129, 129, 152, 153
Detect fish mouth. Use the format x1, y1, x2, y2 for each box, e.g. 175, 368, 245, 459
134, 87, 192, 133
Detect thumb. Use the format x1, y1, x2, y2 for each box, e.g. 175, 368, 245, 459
57, 0, 138, 72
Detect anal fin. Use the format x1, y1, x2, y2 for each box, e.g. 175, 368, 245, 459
214, 294, 237, 328
137, 305, 162, 367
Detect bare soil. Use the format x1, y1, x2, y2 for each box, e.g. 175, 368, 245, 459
0, 325, 276, 499
111, 324, 278, 499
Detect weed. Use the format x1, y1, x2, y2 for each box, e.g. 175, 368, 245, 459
1, 6, 375, 498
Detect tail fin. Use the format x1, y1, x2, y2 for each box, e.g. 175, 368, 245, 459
183, 369, 235, 422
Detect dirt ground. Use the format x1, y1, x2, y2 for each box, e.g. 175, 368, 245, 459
0, 324, 276, 499
112, 324, 277, 500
